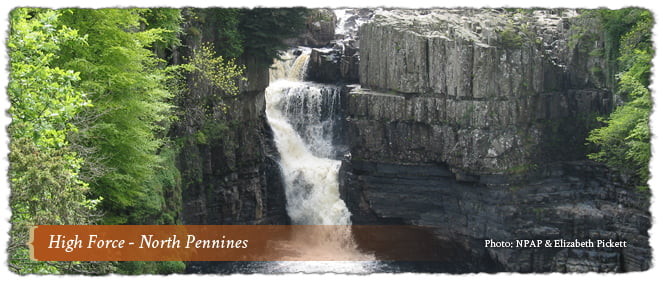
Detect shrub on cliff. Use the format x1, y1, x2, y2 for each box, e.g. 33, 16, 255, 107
587, 8, 653, 189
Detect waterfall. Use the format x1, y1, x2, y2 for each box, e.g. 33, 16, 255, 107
271, 83, 341, 159
266, 48, 349, 225
266, 81, 349, 225
334, 9, 351, 36
268, 48, 311, 82
265, 48, 373, 262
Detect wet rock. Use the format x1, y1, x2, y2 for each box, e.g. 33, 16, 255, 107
295, 9, 337, 47
340, 160, 651, 272
302, 9, 374, 83
306, 48, 342, 83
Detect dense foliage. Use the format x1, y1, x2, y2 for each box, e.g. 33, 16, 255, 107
587, 8, 653, 188
8, 7, 307, 274
189, 7, 307, 65
7, 8, 110, 274
238, 8, 308, 65
53, 8, 180, 225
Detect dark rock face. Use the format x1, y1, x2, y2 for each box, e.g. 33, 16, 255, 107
175, 56, 287, 225
291, 9, 337, 48
346, 87, 612, 174
301, 9, 372, 84
340, 160, 651, 272
340, 53, 360, 82
306, 47, 360, 84
172, 15, 288, 225
338, 9, 651, 272
306, 48, 342, 83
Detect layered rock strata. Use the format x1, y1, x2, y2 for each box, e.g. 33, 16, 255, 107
339, 9, 651, 272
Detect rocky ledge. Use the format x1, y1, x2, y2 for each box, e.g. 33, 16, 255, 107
340, 159, 650, 272
338, 8, 651, 272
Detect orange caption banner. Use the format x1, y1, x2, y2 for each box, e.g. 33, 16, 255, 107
29, 225, 449, 262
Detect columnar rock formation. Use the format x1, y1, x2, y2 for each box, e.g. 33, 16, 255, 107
352, 9, 612, 173
339, 9, 651, 272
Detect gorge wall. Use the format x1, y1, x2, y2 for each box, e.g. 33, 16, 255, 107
351, 9, 613, 172
172, 10, 288, 226
336, 9, 651, 272
172, 8, 651, 273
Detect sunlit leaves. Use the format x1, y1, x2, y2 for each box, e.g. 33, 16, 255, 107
8, 8, 91, 149
54, 9, 181, 224
7, 8, 104, 273
587, 9, 653, 186
189, 42, 246, 98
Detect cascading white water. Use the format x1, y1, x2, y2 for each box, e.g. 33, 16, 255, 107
265, 47, 351, 226
273, 82, 341, 159
268, 48, 311, 82
334, 9, 351, 36
265, 48, 375, 266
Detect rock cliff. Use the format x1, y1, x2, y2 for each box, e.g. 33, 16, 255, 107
290, 9, 338, 48
340, 160, 650, 272
167, 7, 651, 273
304, 9, 375, 84
338, 9, 651, 272
171, 10, 288, 225
353, 9, 613, 173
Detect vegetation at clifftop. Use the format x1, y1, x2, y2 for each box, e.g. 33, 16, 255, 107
586, 8, 653, 189
7, 7, 305, 274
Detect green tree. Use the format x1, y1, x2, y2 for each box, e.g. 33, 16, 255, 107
7, 8, 89, 149
142, 8, 184, 57
184, 7, 307, 64
186, 8, 244, 59
55, 8, 179, 224
588, 9, 653, 188
187, 41, 246, 113
7, 8, 110, 274
8, 139, 111, 274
